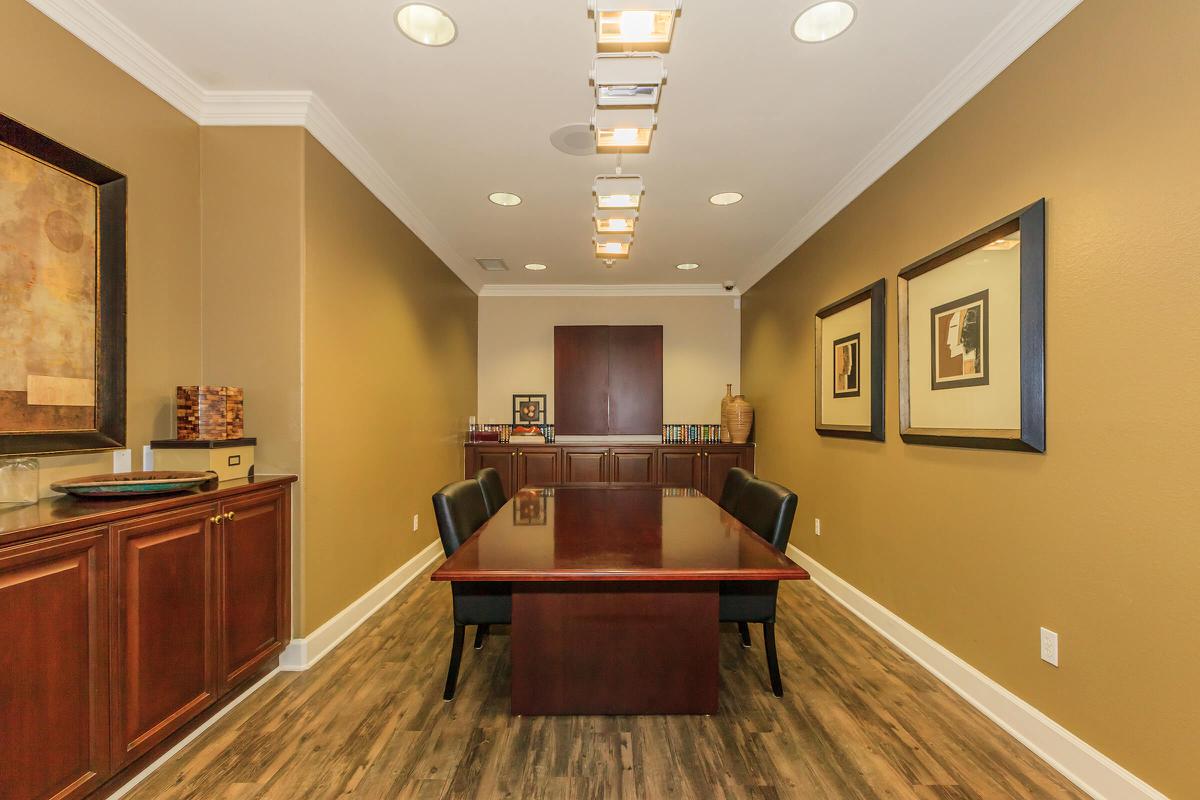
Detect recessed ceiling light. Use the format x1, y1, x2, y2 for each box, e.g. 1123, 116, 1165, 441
488, 192, 522, 207
709, 192, 743, 206
395, 4, 457, 47
524, 263, 548, 271
675, 262, 700, 270
792, 1, 856, 43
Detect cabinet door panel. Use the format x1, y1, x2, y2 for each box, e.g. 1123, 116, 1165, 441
0, 529, 109, 800
554, 326, 611, 435
517, 448, 559, 489
475, 448, 516, 500
659, 450, 700, 489
702, 450, 746, 503
610, 449, 656, 485
562, 449, 607, 484
607, 326, 663, 435
218, 491, 287, 692
112, 506, 217, 768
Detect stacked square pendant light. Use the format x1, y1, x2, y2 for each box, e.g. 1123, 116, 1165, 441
587, 1, 681, 263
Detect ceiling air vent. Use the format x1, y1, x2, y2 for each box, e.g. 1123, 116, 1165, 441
475, 258, 509, 272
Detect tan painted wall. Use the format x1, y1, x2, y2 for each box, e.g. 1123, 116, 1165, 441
741, 2, 1199, 797
477, 296, 740, 426
302, 134, 477, 635
1, 0, 202, 489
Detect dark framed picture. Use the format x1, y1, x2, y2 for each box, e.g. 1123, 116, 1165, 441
1, 114, 127, 456
814, 279, 885, 441
898, 199, 1045, 452
512, 394, 546, 425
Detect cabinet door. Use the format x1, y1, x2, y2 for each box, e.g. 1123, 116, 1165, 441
554, 326, 611, 435
475, 447, 517, 500
609, 449, 656, 485
659, 449, 701, 489
218, 491, 288, 692
517, 448, 559, 489
702, 449, 746, 502
562, 448, 608, 484
0, 529, 110, 800
607, 326, 663, 435
111, 505, 217, 769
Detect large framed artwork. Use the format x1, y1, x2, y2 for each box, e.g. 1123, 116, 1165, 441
814, 278, 885, 441
0, 114, 127, 456
898, 199, 1045, 452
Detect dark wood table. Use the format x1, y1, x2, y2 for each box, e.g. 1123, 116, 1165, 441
431, 486, 810, 715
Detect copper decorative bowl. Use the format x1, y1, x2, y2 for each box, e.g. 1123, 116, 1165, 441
50, 471, 216, 498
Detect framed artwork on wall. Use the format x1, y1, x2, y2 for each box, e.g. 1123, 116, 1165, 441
897, 199, 1045, 452
512, 394, 547, 425
814, 278, 885, 441
0, 113, 127, 456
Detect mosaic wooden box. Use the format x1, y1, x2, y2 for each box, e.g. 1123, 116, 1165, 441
175, 386, 244, 440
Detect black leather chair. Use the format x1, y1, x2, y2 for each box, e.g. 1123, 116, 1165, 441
476, 467, 507, 517
432, 479, 512, 700
718, 467, 753, 513
720, 477, 798, 697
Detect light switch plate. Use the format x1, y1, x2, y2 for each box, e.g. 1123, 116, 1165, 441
814, 518, 822, 536
112, 448, 132, 473
142, 445, 154, 471
412, 514, 419, 532
1040, 627, 1059, 667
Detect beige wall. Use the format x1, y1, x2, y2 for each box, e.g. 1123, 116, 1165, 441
302, 134, 477, 635
1, 0, 202, 489
741, 2, 1199, 797
477, 295, 740, 426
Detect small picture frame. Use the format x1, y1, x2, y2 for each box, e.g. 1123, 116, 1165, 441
814, 279, 886, 441
897, 199, 1045, 452
512, 394, 547, 425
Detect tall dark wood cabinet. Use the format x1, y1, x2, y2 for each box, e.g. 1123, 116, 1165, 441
554, 326, 664, 436
0, 476, 294, 800
0, 528, 110, 800
466, 444, 753, 503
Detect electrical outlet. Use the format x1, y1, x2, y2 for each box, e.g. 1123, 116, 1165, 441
1040, 627, 1059, 667
112, 448, 132, 473
142, 444, 154, 471
814, 518, 822, 536
412, 514, 419, 532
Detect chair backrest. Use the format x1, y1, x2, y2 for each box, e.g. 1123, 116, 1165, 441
476, 467, 507, 517
718, 467, 754, 513
432, 479, 491, 557
733, 478, 798, 552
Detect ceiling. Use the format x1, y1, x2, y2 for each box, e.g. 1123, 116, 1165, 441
61, 0, 1071, 291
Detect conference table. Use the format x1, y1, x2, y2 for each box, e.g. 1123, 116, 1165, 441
431, 485, 810, 715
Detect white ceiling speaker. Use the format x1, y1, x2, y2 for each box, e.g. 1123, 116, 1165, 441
593, 174, 645, 209
594, 233, 634, 259
594, 208, 638, 234
592, 107, 657, 152
589, 0, 683, 52
591, 53, 666, 108
549, 123, 597, 156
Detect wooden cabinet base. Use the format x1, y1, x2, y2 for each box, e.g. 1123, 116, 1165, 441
511, 582, 719, 715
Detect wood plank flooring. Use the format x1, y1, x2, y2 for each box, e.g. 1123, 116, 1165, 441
126, 568, 1089, 799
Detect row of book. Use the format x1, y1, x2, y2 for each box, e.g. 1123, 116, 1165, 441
467, 423, 556, 444
662, 424, 723, 444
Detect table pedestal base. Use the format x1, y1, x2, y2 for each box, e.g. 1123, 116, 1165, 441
511, 581, 718, 715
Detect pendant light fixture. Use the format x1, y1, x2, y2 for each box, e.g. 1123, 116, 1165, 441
593, 174, 644, 209
594, 208, 638, 233
592, 108, 657, 152
589, 0, 683, 51
592, 53, 666, 107
594, 233, 634, 258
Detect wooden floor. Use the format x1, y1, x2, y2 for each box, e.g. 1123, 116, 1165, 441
127, 568, 1088, 800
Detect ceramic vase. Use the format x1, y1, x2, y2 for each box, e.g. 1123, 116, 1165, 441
720, 384, 734, 443
727, 394, 754, 444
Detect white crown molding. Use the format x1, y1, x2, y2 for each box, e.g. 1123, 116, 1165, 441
788, 546, 1169, 800
24, 0, 483, 293
479, 283, 739, 298
740, 0, 1084, 291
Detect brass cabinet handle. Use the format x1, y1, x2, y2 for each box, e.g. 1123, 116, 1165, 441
210, 514, 223, 525
225, 511, 236, 521
518, 451, 523, 456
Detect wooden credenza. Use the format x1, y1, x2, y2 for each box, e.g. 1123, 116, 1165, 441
465, 443, 754, 503
0, 475, 294, 800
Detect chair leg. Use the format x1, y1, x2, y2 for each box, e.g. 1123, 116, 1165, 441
473, 624, 489, 650
737, 622, 752, 648
763, 622, 783, 698
443, 623, 466, 701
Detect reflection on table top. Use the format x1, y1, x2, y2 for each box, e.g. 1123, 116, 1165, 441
432, 486, 810, 582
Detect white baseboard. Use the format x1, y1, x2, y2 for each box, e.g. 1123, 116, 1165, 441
280, 539, 442, 671
106, 666, 282, 799
787, 547, 1169, 800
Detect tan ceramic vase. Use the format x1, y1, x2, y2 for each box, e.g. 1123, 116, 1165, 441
727, 394, 753, 444
720, 384, 734, 443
